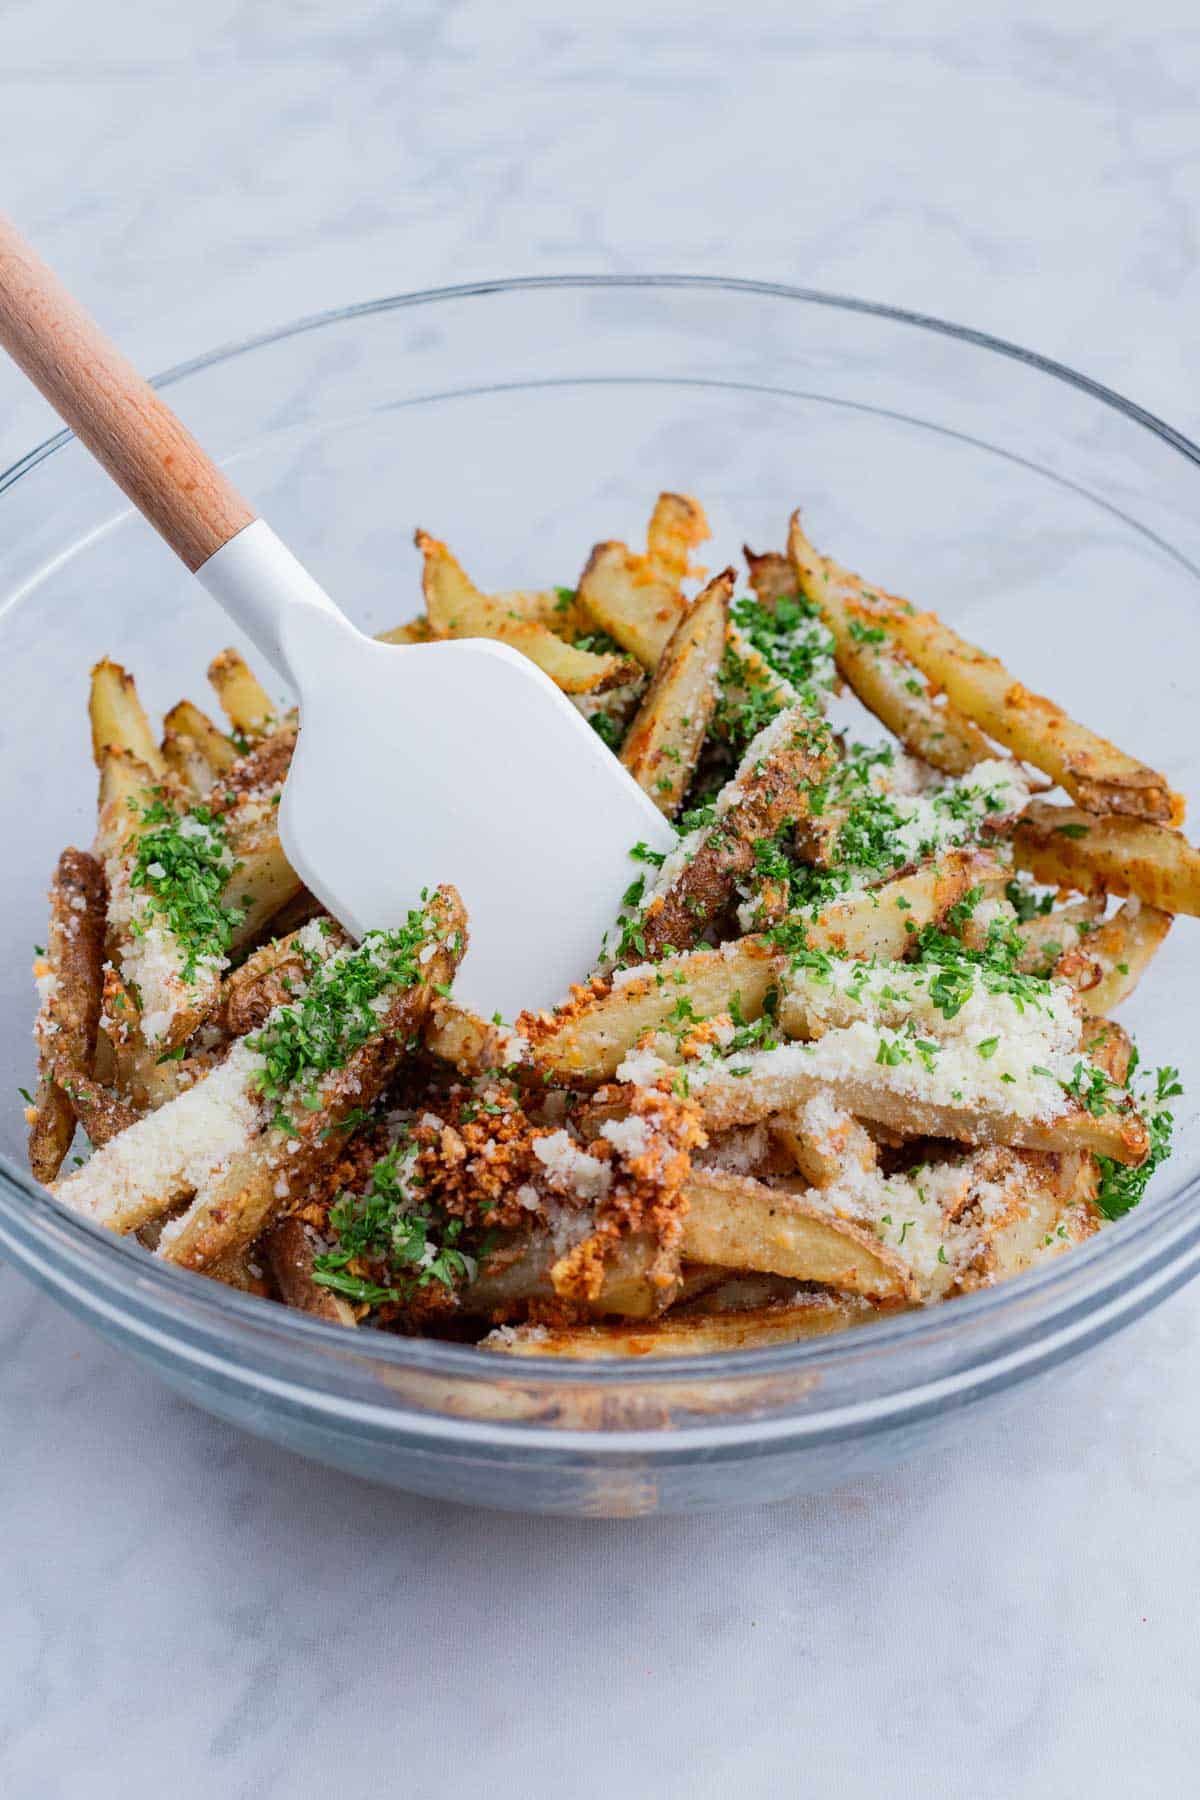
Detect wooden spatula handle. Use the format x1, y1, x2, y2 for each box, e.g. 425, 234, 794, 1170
0, 213, 255, 571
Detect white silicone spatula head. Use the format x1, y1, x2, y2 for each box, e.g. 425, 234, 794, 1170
0, 216, 675, 1015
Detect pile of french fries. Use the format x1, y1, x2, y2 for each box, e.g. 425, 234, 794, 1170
28, 495, 1194, 1359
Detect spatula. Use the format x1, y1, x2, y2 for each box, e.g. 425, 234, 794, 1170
0, 216, 676, 1017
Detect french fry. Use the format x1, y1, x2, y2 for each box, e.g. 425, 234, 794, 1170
523, 853, 998, 1083
416, 531, 639, 694
264, 1217, 358, 1325
463, 1227, 679, 1321
156, 888, 467, 1271
681, 1169, 913, 1301
576, 494, 709, 669
207, 649, 278, 741
1082, 1016, 1134, 1086
768, 1100, 878, 1188
161, 699, 239, 797
423, 1000, 529, 1078
797, 524, 1181, 821
54, 887, 466, 1257
619, 570, 732, 817
28, 848, 108, 1183
1071, 904, 1173, 1015
683, 1048, 1147, 1165
1014, 895, 1106, 977
89, 659, 165, 777
630, 706, 837, 960
1013, 802, 1200, 917
788, 515, 995, 776
743, 547, 797, 608
376, 615, 435, 646
481, 1292, 880, 1357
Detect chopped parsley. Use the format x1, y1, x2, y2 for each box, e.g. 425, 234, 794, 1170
129, 799, 244, 980
1094, 1062, 1182, 1220
312, 1138, 475, 1307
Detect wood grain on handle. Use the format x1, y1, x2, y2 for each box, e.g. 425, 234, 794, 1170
0, 214, 255, 571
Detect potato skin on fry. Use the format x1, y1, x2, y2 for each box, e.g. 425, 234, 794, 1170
29, 848, 108, 1183
620, 570, 732, 818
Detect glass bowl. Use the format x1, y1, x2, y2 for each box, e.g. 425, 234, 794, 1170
1, 277, 1198, 1516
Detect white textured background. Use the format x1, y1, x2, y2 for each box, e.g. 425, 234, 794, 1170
3, 4, 1200, 1795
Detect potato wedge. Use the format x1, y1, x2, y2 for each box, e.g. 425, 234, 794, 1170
798, 525, 1181, 821
620, 569, 732, 817
624, 706, 837, 961
743, 547, 797, 609
788, 515, 996, 776
1013, 802, 1200, 916
28, 848, 109, 1182
523, 852, 998, 1083
416, 530, 638, 694
89, 659, 165, 777
207, 648, 279, 742
576, 494, 709, 670
679, 1047, 1147, 1165
264, 1217, 358, 1325
1069, 903, 1173, 1015
681, 1169, 912, 1301
161, 700, 239, 798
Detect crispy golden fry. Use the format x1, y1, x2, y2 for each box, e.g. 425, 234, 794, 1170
524, 853, 997, 1083
686, 1054, 1147, 1165
1068, 904, 1173, 1015
264, 1217, 358, 1325
1082, 1016, 1134, 1086
959, 1149, 1099, 1290
161, 699, 239, 797
1014, 896, 1106, 976
207, 648, 278, 741
482, 1292, 880, 1357
155, 889, 466, 1272
1013, 801, 1200, 917
632, 708, 837, 960
89, 659, 165, 777
768, 1103, 878, 1188
788, 516, 996, 776
743, 547, 797, 608
799, 527, 1181, 820
681, 1169, 912, 1300
98, 966, 196, 1113
646, 492, 710, 588
55, 888, 466, 1254
619, 570, 732, 817
576, 494, 709, 669
415, 530, 639, 694
28, 848, 108, 1183
217, 922, 348, 1038
423, 1000, 528, 1078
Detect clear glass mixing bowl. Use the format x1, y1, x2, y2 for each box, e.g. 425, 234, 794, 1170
1, 277, 1198, 1515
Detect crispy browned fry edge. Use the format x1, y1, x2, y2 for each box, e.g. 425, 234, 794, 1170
1014, 896, 1106, 976
1013, 801, 1200, 916
482, 1292, 881, 1357
803, 533, 1181, 820
208, 648, 278, 740
620, 570, 732, 817
645, 492, 710, 588
217, 921, 349, 1038
1083, 1016, 1134, 1086
576, 494, 708, 670
1078, 905, 1173, 1015
689, 1058, 1147, 1165
415, 530, 640, 694
523, 852, 997, 1083
89, 659, 166, 776
636, 712, 837, 959
744, 547, 797, 608
157, 886, 467, 1271
264, 1217, 358, 1325
681, 1169, 913, 1301
162, 700, 239, 795
28, 849, 108, 1182
788, 515, 996, 776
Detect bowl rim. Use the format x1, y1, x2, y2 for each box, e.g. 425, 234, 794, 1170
3, 270, 1199, 1417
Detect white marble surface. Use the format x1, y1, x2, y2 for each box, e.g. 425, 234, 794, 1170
3, 3, 1200, 1794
